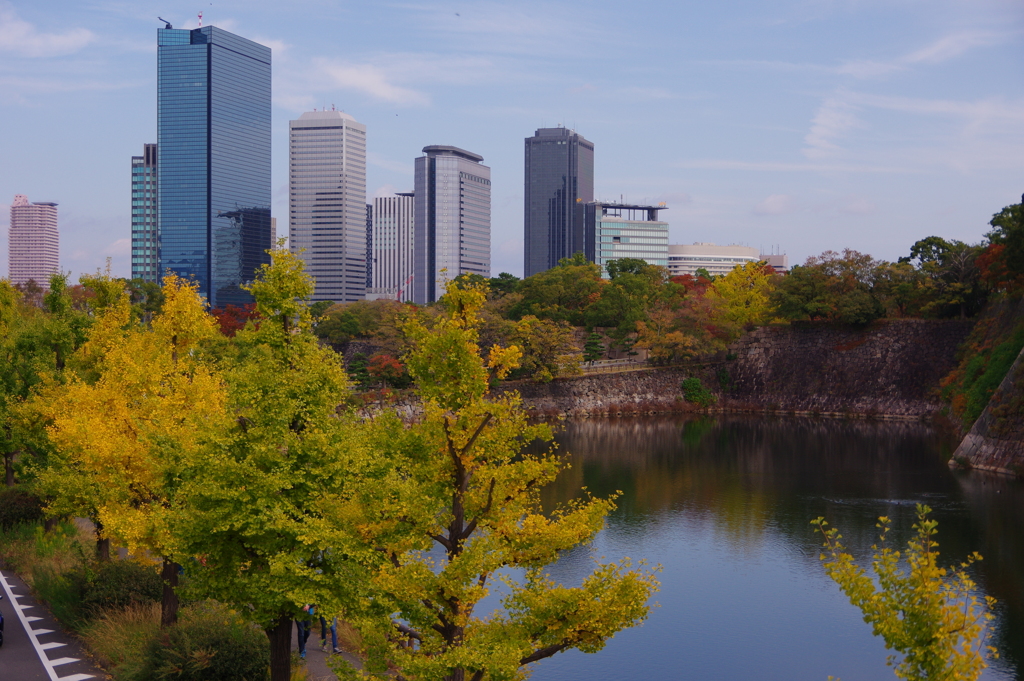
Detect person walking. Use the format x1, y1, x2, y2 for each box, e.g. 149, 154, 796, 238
296, 605, 315, 659
319, 614, 341, 654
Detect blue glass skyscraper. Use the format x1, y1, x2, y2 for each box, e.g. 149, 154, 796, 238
157, 25, 271, 307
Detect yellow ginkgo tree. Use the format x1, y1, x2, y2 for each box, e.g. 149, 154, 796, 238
813, 505, 997, 681
38, 274, 224, 626
332, 281, 659, 681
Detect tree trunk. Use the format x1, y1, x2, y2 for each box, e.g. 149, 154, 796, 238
94, 521, 110, 561
160, 559, 180, 627
4, 451, 14, 487
266, 614, 293, 681
44, 517, 57, 533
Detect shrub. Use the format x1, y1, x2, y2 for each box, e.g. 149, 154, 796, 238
681, 377, 716, 408
80, 559, 163, 615
0, 487, 44, 528
141, 601, 270, 681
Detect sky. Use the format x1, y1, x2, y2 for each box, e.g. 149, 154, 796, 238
1, 0, 1023, 282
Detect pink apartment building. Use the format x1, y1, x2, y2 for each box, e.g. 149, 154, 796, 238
8, 194, 59, 288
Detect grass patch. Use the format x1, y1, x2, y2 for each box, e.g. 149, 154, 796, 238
80, 602, 161, 679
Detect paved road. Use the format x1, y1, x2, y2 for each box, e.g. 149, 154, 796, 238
0, 569, 107, 681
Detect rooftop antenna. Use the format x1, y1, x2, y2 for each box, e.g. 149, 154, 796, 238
198, 11, 203, 27
158, 16, 173, 29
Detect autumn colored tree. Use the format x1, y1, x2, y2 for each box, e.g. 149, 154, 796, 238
704, 261, 778, 331
367, 353, 412, 389
510, 315, 582, 382
37, 274, 223, 625
210, 302, 258, 337
984, 201, 1024, 292
172, 248, 364, 681
332, 281, 658, 681
813, 505, 997, 681
635, 305, 698, 364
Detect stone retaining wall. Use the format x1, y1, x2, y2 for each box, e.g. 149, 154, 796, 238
952, 346, 1024, 475
500, 319, 974, 420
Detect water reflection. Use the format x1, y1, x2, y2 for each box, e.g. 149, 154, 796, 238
529, 416, 1020, 681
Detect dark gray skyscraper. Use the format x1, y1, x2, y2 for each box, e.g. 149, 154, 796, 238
523, 127, 594, 277
157, 25, 271, 307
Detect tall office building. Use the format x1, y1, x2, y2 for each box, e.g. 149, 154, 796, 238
288, 110, 367, 302
367, 193, 415, 301
413, 146, 491, 305
131, 143, 159, 283
157, 25, 271, 307
8, 195, 59, 287
524, 127, 594, 277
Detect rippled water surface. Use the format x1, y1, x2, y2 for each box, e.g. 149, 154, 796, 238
523, 416, 1024, 681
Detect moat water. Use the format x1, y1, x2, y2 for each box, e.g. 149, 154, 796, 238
525, 416, 1024, 681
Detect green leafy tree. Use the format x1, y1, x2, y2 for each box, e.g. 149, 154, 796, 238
487, 272, 521, 297
773, 249, 884, 325
0, 274, 90, 487
172, 248, 365, 681
332, 281, 658, 681
347, 352, 372, 390
902, 237, 985, 319
511, 254, 603, 325
812, 505, 997, 681
583, 332, 605, 364
585, 261, 666, 341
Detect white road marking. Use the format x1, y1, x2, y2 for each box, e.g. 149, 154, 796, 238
48, 658, 79, 666
33, 628, 55, 635
40, 641, 67, 650
0, 570, 94, 681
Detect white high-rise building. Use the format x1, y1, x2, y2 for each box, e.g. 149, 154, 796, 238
367, 193, 415, 301
413, 145, 491, 304
8, 194, 58, 288
288, 110, 367, 302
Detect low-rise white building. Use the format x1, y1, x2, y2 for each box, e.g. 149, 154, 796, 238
668, 243, 760, 277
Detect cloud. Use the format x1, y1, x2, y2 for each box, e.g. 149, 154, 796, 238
803, 98, 863, 158
103, 238, 130, 256
313, 58, 428, 105
836, 60, 904, 80
251, 36, 290, 59
0, 6, 95, 57
838, 197, 876, 215
904, 31, 1006, 65
754, 194, 798, 216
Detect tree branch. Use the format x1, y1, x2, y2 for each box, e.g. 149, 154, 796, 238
392, 620, 423, 641
462, 477, 496, 541
520, 643, 569, 665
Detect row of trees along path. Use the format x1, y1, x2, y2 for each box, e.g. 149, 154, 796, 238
4, 252, 658, 681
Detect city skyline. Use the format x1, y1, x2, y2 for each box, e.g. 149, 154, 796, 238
1, 1, 1022, 283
